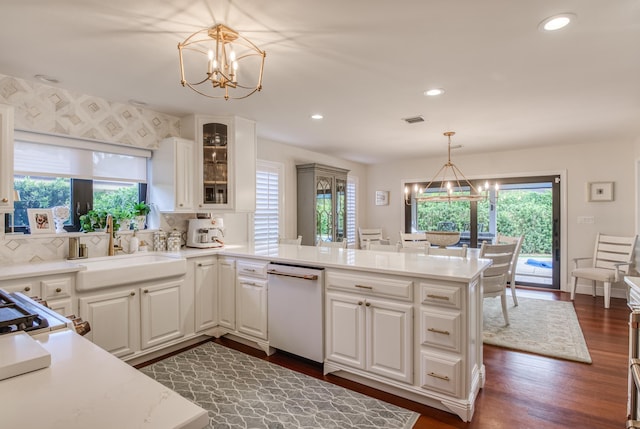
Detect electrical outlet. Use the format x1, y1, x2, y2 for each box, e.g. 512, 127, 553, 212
577, 216, 594, 224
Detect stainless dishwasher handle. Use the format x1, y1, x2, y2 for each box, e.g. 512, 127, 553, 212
267, 269, 319, 281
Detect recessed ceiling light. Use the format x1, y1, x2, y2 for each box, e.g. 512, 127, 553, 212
34, 74, 59, 84
128, 99, 148, 107
539, 13, 576, 32
424, 88, 445, 97
311, 114, 323, 120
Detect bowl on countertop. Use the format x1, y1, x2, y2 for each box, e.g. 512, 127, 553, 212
425, 231, 461, 248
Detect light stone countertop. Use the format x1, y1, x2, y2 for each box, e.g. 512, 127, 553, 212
0, 329, 209, 429
0, 244, 490, 283
217, 244, 490, 282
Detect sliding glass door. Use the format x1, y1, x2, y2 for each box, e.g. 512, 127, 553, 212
404, 175, 560, 289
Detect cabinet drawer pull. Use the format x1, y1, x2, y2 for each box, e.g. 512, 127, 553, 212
243, 282, 258, 286
24, 286, 31, 292
244, 268, 256, 272
55, 287, 62, 293
427, 372, 450, 381
427, 294, 450, 301
130, 292, 135, 296
355, 284, 373, 290
197, 262, 215, 267
427, 327, 450, 335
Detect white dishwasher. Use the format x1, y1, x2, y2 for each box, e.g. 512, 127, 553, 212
267, 263, 325, 363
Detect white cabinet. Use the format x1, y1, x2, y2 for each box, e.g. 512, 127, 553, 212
214, 257, 270, 354
78, 278, 185, 358
217, 257, 236, 330
0, 273, 74, 317
150, 137, 196, 212
326, 291, 413, 384
79, 288, 138, 358
236, 264, 268, 340
181, 115, 256, 212
193, 256, 218, 332
140, 280, 184, 349
0, 104, 14, 214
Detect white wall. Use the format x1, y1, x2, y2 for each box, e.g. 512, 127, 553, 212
256, 138, 367, 242
365, 138, 637, 295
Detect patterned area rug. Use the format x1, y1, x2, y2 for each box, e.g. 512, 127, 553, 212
483, 296, 592, 363
140, 342, 420, 429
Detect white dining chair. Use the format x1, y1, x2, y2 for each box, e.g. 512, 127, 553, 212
279, 235, 302, 245
399, 232, 429, 248
358, 228, 389, 249
426, 244, 468, 257
496, 234, 524, 306
317, 240, 347, 249
571, 232, 637, 308
480, 241, 517, 326
363, 241, 399, 252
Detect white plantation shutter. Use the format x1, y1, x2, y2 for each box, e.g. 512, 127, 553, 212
254, 161, 282, 252
347, 176, 357, 247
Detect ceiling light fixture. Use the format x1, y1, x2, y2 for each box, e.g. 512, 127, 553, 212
424, 88, 445, 96
178, 23, 266, 100
539, 13, 576, 32
311, 114, 324, 120
405, 131, 498, 204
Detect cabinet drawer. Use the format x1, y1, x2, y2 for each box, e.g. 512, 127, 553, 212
42, 277, 73, 300
420, 351, 462, 397
236, 260, 268, 279
420, 283, 461, 309
326, 270, 413, 301
421, 309, 461, 353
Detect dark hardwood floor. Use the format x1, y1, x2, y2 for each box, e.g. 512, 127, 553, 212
145, 288, 630, 429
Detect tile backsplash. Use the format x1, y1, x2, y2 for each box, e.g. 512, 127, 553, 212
0, 212, 251, 265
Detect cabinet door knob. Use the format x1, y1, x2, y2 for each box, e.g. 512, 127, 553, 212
144, 289, 149, 294
24, 286, 31, 292
358, 301, 363, 306
55, 287, 62, 293
1, 198, 8, 203
365, 302, 371, 307
130, 291, 136, 296
179, 203, 183, 207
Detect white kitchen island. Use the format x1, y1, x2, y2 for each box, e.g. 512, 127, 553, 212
0, 329, 209, 429
219, 245, 491, 421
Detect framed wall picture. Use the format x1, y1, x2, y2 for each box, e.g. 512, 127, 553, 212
27, 208, 55, 234
375, 190, 389, 206
588, 181, 614, 202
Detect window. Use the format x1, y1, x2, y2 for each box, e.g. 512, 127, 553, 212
7, 131, 150, 233
346, 176, 357, 247
254, 160, 283, 251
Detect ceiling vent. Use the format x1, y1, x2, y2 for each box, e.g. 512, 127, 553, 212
403, 115, 425, 124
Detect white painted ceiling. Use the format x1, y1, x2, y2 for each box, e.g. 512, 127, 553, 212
0, 0, 639, 164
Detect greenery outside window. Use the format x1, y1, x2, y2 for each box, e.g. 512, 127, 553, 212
6, 130, 150, 234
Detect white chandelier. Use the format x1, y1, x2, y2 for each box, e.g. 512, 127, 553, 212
178, 24, 266, 100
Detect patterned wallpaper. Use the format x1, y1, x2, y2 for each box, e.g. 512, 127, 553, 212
0, 72, 185, 263
0, 73, 180, 149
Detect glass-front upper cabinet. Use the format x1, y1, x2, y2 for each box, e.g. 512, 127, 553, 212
202, 122, 228, 206
181, 115, 256, 212
297, 163, 349, 246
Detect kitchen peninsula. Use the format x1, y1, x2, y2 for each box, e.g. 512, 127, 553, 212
0, 244, 490, 423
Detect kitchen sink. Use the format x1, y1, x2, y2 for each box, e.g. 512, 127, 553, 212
75, 253, 187, 291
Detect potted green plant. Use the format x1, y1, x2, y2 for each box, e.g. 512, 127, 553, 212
132, 201, 150, 230
79, 209, 108, 232
113, 208, 133, 231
